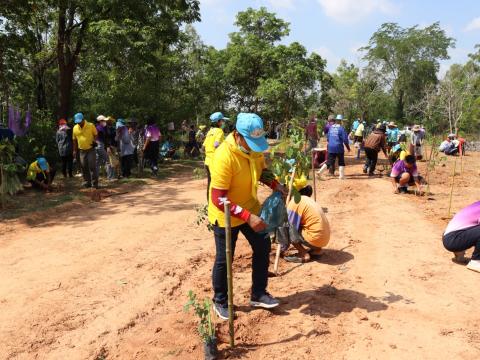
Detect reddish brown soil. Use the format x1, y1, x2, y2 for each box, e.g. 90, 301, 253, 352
1, 151, 479, 360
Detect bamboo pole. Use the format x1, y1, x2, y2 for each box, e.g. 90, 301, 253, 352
311, 150, 317, 201
425, 138, 436, 196
273, 166, 296, 275
448, 156, 457, 218
223, 201, 234, 348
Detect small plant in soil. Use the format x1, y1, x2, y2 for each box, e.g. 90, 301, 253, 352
184, 290, 217, 360
269, 118, 311, 203
195, 204, 213, 232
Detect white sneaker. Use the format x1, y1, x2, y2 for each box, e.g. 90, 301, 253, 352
466, 259, 480, 273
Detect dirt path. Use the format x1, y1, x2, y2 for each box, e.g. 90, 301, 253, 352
1, 156, 479, 359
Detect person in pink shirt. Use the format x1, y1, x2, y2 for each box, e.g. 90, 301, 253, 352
443, 201, 480, 272
143, 116, 162, 176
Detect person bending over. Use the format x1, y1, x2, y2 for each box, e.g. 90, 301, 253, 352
390, 155, 423, 194
27, 156, 56, 191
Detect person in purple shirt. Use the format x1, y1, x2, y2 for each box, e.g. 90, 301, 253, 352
443, 201, 480, 273
142, 116, 162, 176
317, 114, 350, 179
323, 114, 335, 136
390, 155, 423, 194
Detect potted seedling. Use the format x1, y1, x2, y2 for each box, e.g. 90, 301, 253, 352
184, 290, 217, 360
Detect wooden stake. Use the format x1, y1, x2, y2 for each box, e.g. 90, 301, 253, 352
425, 138, 436, 196
273, 166, 296, 275
223, 201, 234, 348
312, 150, 317, 202
448, 156, 457, 218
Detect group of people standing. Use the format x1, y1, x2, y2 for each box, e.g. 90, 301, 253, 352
51, 113, 162, 189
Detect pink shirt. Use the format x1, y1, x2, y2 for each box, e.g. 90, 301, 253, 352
145, 125, 161, 142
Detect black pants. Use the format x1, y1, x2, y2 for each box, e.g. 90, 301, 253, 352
212, 223, 271, 307
60, 154, 73, 177
443, 225, 480, 260
205, 165, 211, 201
145, 141, 159, 171
364, 147, 379, 174
121, 154, 134, 178
30, 169, 56, 189
327, 152, 345, 174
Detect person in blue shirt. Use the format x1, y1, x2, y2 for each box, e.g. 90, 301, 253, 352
316, 114, 351, 179
386, 122, 399, 151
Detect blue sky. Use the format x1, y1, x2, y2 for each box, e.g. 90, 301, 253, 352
194, 0, 480, 76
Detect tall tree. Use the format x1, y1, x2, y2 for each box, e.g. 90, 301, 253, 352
361, 22, 454, 121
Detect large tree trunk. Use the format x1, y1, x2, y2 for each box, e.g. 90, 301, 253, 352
56, 2, 87, 119
395, 89, 404, 121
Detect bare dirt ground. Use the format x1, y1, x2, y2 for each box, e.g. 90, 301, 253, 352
1, 150, 479, 360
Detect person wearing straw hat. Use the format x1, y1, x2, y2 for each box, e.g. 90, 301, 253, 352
203, 112, 229, 201
386, 121, 399, 151
410, 125, 424, 160
72, 112, 98, 188
317, 114, 350, 179
208, 112, 284, 320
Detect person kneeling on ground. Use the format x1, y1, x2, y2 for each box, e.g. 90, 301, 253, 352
363, 124, 388, 176
390, 155, 423, 194
209, 113, 286, 320
443, 201, 480, 273
281, 185, 331, 263
26, 156, 56, 191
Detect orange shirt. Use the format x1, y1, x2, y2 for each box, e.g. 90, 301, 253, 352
287, 196, 330, 248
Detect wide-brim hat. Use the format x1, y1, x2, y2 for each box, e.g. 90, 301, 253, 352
388, 121, 396, 128
236, 113, 268, 152
96, 115, 107, 122
412, 125, 421, 132
335, 114, 344, 121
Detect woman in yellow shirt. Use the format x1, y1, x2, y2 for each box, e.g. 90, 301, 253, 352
209, 113, 285, 320
203, 112, 228, 201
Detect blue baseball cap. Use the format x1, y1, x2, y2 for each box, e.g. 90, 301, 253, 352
37, 157, 48, 171
74, 112, 84, 124
210, 112, 229, 123
235, 113, 268, 153
116, 118, 125, 129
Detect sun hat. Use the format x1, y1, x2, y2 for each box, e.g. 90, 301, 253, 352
74, 112, 84, 124
37, 157, 48, 171
335, 114, 344, 121
210, 112, 229, 123
327, 114, 335, 121
96, 115, 107, 122
412, 124, 421, 132
388, 121, 396, 128
58, 118, 67, 126
236, 113, 268, 153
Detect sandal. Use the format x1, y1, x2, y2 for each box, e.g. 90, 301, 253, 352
284, 255, 309, 263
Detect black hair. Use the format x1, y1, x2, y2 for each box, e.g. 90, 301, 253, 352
299, 185, 313, 197
405, 155, 416, 164
190, 124, 194, 130
144, 116, 155, 126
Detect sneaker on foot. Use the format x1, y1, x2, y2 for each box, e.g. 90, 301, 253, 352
213, 302, 229, 320
250, 293, 280, 309
466, 259, 480, 273
399, 186, 408, 194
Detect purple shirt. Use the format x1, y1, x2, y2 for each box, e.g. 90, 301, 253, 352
390, 160, 418, 178
444, 201, 480, 235
145, 125, 161, 142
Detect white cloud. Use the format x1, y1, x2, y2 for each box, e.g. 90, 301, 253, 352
464, 17, 480, 32
317, 0, 397, 23
313, 46, 341, 70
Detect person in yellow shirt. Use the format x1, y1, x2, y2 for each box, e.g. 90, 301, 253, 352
26, 156, 56, 191
203, 112, 228, 200
209, 112, 286, 320
283, 185, 331, 263
72, 112, 98, 188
